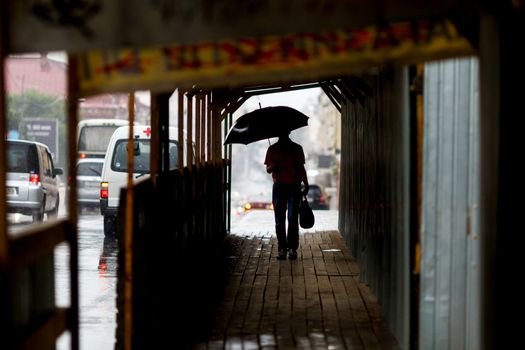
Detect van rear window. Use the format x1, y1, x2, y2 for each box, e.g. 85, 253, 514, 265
111, 139, 179, 173
7, 143, 39, 173
77, 162, 103, 176
79, 125, 121, 153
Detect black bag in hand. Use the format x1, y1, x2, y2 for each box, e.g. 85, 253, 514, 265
299, 195, 315, 229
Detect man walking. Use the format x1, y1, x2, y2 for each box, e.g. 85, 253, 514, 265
265, 131, 309, 260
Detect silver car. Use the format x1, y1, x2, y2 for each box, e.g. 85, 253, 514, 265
77, 158, 104, 212
6, 139, 63, 222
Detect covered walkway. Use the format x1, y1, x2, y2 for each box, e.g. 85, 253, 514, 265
194, 228, 400, 349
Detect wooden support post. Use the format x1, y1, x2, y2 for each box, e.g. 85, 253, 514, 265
66, 54, 80, 350
480, 11, 525, 348
178, 90, 184, 172
124, 92, 135, 350
0, 14, 7, 266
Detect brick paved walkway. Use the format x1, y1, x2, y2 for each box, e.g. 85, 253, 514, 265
194, 231, 400, 349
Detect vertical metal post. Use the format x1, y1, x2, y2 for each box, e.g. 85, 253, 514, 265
227, 112, 233, 232
186, 94, 193, 170
66, 54, 80, 350
195, 94, 202, 164
155, 93, 170, 173
150, 93, 159, 181
124, 92, 135, 350
214, 106, 221, 162
178, 90, 184, 171
207, 93, 212, 162
201, 93, 206, 163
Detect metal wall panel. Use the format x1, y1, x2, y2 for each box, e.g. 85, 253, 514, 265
339, 67, 410, 348
420, 57, 480, 350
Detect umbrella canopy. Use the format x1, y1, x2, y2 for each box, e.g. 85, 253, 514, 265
224, 106, 309, 145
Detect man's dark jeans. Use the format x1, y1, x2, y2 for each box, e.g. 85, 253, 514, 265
272, 182, 301, 251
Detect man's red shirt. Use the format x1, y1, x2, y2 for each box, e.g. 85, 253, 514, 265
264, 140, 305, 183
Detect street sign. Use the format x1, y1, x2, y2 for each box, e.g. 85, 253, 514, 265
20, 119, 59, 161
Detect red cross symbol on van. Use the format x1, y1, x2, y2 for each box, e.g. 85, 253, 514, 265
143, 127, 151, 137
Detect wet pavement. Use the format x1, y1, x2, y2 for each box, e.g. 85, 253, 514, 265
55, 214, 118, 350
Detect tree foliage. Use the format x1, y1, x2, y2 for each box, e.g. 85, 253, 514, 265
7, 89, 67, 167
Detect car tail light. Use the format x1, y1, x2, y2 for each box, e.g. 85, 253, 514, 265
79, 153, 86, 159
319, 194, 326, 204
29, 173, 40, 184
100, 182, 109, 199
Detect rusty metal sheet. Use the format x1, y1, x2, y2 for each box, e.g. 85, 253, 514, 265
76, 19, 473, 96
6, 0, 471, 53
338, 67, 411, 348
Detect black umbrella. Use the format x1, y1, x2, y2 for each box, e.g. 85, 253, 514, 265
224, 106, 309, 145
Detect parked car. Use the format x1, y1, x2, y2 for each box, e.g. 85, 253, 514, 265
77, 158, 104, 213
303, 183, 330, 210
100, 125, 191, 236
6, 139, 63, 222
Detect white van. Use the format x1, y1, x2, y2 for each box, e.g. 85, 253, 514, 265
99, 125, 189, 236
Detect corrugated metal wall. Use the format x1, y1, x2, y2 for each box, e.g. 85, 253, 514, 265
420, 57, 480, 349
339, 67, 410, 348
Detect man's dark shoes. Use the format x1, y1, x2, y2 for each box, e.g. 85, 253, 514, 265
277, 249, 287, 260
288, 249, 298, 260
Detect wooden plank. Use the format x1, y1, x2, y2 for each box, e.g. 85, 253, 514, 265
243, 275, 267, 333
330, 276, 356, 327
313, 258, 328, 276
16, 307, 68, 350
356, 325, 383, 349
342, 276, 370, 324
259, 299, 277, 334
223, 275, 242, 301
291, 275, 307, 337
8, 220, 69, 267
211, 301, 234, 336
265, 275, 280, 300
318, 275, 340, 340
323, 252, 340, 276
291, 258, 304, 277
302, 257, 316, 277
255, 255, 270, 276
237, 273, 255, 301
335, 255, 355, 276
356, 280, 382, 322
227, 298, 249, 335
244, 257, 259, 277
